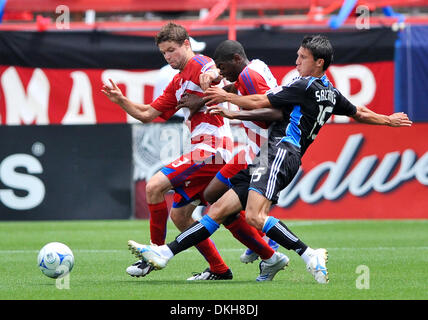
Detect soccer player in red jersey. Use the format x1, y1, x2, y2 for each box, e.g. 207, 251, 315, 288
103, 23, 283, 281
184, 40, 283, 265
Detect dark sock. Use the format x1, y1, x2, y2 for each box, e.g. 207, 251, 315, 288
167, 215, 220, 255
263, 216, 308, 255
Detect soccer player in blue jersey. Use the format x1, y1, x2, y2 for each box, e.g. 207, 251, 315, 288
127, 35, 412, 284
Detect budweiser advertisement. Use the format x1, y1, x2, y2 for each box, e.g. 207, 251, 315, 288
271, 123, 428, 219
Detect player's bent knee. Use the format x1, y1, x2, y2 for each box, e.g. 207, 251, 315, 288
207, 201, 228, 225
146, 175, 171, 201
244, 211, 263, 230
145, 179, 161, 197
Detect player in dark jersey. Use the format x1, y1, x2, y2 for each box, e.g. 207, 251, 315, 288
127, 35, 412, 284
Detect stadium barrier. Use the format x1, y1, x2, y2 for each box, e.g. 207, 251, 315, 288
0, 124, 132, 220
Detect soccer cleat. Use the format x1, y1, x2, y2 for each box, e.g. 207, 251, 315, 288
240, 238, 280, 264
126, 260, 154, 278
187, 268, 233, 281
240, 249, 259, 264
306, 248, 329, 284
256, 252, 289, 281
127, 240, 169, 270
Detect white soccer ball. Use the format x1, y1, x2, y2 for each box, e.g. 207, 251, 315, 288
37, 242, 74, 279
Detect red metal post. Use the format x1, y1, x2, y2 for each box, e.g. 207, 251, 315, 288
228, 0, 237, 40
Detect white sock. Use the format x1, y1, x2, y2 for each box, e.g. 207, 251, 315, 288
300, 247, 315, 265
158, 245, 174, 259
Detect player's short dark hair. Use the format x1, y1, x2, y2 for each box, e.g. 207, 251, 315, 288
301, 35, 334, 71
213, 40, 248, 63
155, 22, 189, 46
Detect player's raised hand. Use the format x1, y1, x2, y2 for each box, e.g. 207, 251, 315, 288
199, 69, 221, 91
203, 87, 229, 105
101, 79, 124, 104
388, 112, 413, 127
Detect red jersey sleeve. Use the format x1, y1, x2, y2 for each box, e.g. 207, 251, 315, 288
237, 67, 271, 95
150, 76, 178, 120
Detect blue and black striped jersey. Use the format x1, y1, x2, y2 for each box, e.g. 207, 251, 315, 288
267, 75, 357, 156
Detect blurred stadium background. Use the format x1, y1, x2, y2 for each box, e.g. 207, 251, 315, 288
0, 0, 427, 222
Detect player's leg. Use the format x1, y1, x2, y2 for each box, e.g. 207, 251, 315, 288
128, 189, 242, 270
245, 190, 307, 251
246, 190, 328, 283
145, 170, 173, 245
185, 187, 286, 281
159, 151, 234, 280
237, 210, 279, 264
203, 150, 246, 204
245, 143, 329, 283
205, 161, 278, 264
127, 152, 209, 278
169, 200, 198, 231
219, 169, 278, 264
129, 187, 288, 281
146, 151, 207, 246
169, 202, 232, 280
126, 171, 172, 278
203, 173, 231, 204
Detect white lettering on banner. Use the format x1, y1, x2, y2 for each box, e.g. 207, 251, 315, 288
101, 70, 160, 123
281, 65, 377, 124
62, 71, 96, 124
0, 67, 161, 125
1, 67, 50, 125
0, 154, 45, 210
328, 65, 376, 108
1, 66, 378, 126
278, 134, 428, 207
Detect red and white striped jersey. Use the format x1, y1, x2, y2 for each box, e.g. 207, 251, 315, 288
234, 59, 278, 164
151, 54, 233, 162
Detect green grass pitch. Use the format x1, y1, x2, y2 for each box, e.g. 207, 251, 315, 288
0, 219, 426, 300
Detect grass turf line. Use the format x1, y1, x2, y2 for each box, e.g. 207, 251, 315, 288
0, 219, 426, 300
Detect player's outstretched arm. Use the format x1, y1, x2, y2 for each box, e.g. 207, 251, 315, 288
207, 105, 283, 122
102, 79, 161, 123
351, 106, 413, 127
204, 87, 271, 110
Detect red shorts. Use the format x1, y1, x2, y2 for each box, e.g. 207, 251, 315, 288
160, 150, 225, 208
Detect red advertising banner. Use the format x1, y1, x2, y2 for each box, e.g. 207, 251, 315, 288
271, 123, 428, 219
0, 61, 393, 125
